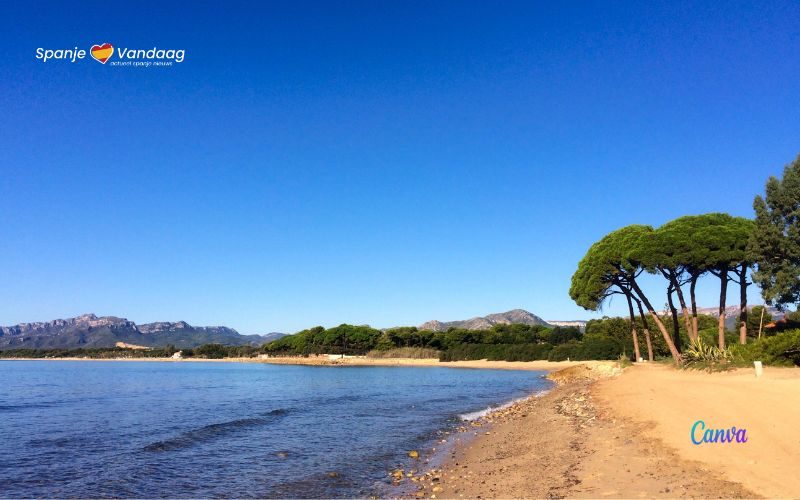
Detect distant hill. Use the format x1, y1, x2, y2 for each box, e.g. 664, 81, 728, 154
691, 305, 782, 318
259, 332, 289, 343
0, 314, 274, 350
418, 309, 551, 331
546, 320, 588, 331
544, 307, 782, 332
688, 305, 783, 330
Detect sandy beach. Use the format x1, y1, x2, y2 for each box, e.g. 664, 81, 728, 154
409, 362, 800, 499
593, 363, 800, 498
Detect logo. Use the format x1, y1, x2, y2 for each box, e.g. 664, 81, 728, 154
90, 43, 114, 64
35, 42, 185, 67
691, 420, 748, 445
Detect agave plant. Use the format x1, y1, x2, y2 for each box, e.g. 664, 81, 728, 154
684, 337, 735, 364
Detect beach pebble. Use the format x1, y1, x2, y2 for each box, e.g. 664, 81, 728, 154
408, 450, 420, 459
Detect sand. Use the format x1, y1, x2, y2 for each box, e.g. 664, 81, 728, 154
410, 362, 800, 499
593, 363, 800, 498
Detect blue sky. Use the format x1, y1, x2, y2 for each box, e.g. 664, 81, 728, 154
2, 1, 799, 333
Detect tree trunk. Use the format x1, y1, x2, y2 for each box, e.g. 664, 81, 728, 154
739, 265, 748, 345
690, 273, 699, 340
662, 269, 693, 342
667, 285, 682, 353
626, 293, 641, 362
635, 298, 654, 361
718, 268, 728, 350
630, 277, 682, 363
672, 275, 695, 341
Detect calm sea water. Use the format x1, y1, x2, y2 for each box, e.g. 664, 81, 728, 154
0, 361, 550, 498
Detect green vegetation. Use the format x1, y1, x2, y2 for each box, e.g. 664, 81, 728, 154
0, 343, 261, 360
439, 343, 553, 362
569, 217, 756, 364
0, 346, 178, 359
569, 224, 678, 362
677, 329, 800, 371
265, 324, 385, 355
264, 323, 554, 356
567, 153, 800, 367
265, 319, 680, 363
365, 347, 439, 359
750, 155, 800, 307
188, 343, 261, 359
683, 337, 735, 366
732, 329, 800, 366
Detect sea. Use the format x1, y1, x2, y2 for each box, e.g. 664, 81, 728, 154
0, 360, 551, 498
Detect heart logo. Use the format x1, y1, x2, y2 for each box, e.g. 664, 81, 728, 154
90, 43, 113, 64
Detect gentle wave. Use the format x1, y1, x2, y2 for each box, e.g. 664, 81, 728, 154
28, 435, 85, 448
143, 408, 289, 452
0, 402, 58, 412
458, 389, 550, 421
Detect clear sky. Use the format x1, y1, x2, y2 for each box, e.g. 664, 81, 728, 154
2, 1, 799, 334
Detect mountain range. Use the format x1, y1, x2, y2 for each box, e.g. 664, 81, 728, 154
691, 305, 782, 319
418, 309, 553, 331
688, 305, 784, 330
0, 314, 286, 350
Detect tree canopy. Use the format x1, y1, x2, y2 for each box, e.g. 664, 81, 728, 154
570, 225, 682, 363
750, 154, 800, 308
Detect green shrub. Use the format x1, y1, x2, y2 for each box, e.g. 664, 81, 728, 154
547, 341, 581, 361
366, 347, 439, 359
732, 329, 800, 366
439, 343, 552, 362
193, 343, 229, 359
577, 336, 622, 360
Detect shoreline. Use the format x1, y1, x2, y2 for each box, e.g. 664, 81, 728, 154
399, 362, 624, 498
0, 356, 591, 371
386, 373, 564, 498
